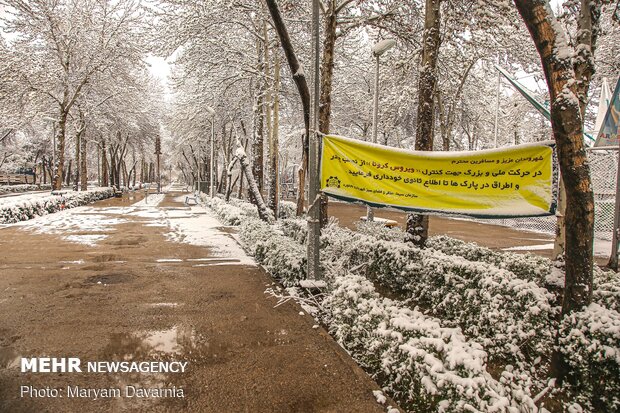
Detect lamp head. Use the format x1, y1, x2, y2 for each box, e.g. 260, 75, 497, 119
372, 39, 396, 57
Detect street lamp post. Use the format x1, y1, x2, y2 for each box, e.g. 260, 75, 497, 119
367, 38, 396, 221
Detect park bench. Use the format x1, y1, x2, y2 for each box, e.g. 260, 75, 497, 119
51, 190, 67, 196
184, 194, 199, 205
359, 216, 399, 228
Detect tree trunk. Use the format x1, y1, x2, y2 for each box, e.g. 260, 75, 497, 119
65, 159, 72, 187
264, 23, 273, 193
318, 0, 338, 228
52, 111, 68, 190
252, 26, 266, 193
109, 147, 117, 188
268, 50, 280, 217
264, 0, 311, 216
42, 156, 48, 184
74, 133, 80, 190
513, 0, 597, 383
406, 0, 441, 247
236, 146, 274, 223
101, 141, 109, 187
80, 137, 87, 191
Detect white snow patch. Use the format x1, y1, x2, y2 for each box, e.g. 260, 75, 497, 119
545, 266, 565, 288
164, 205, 255, 266
372, 390, 387, 405
63, 234, 108, 246
503, 243, 554, 251
132, 193, 165, 207
594, 238, 613, 257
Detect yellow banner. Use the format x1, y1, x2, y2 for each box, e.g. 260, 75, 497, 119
320, 135, 558, 218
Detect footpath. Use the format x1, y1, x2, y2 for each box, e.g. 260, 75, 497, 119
0, 188, 395, 413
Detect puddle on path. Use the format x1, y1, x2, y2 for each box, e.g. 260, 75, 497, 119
0, 347, 20, 369
84, 273, 132, 285
144, 327, 196, 355
103, 326, 197, 358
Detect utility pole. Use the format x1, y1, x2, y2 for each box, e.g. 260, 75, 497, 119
307, 0, 321, 281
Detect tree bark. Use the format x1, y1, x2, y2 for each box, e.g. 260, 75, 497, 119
264, 0, 311, 216
406, 0, 441, 247
80, 136, 87, 191
268, 50, 280, 217
101, 140, 109, 187
74, 132, 80, 190
52, 111, 68, 190
513, 0, 597, 384
109, 146, 117, 188
65, 159, 72, 187
236, 146, 274, 223
252, 32, 265, 193
225, 157, 239, 202
317, 0, 339, 228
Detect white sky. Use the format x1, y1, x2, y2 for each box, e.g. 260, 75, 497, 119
146, 54, 171, 81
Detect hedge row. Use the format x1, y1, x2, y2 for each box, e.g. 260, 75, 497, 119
0, 188, 115, 224
0, 184, 52, 195
206, 195, 620, 412
324, 273, 538, 412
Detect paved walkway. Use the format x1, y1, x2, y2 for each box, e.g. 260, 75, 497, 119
328, 201, 611, 264
0, 189, 394, 412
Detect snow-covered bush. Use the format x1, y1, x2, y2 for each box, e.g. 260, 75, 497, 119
0, 184, 52, 195
203, 195, 248, 225
558, 304, 620, 412
355, 219, 405, 242
279, 218, 308, 244
0, 188, 114, 224
593, 267, 620, 313
278, 200, 297, 219
227, 196, 261, 219
427, 235, 551, 284
206, 196, 620, 411
321, 224, 556, 364
323, 274, 538, 412
238, 217, 306, 286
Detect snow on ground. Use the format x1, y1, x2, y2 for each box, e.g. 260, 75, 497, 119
503, 239, 613, 257
63, 234, 108, 246
132, 193, 165, 207
18, 210, 127, 234
162, 204, 255, 266
594, 238, 613, 257
503, 243, 554, 251
8, 190, 256, 264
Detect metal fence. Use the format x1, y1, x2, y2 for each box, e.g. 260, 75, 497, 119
472, 149, 617, 241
